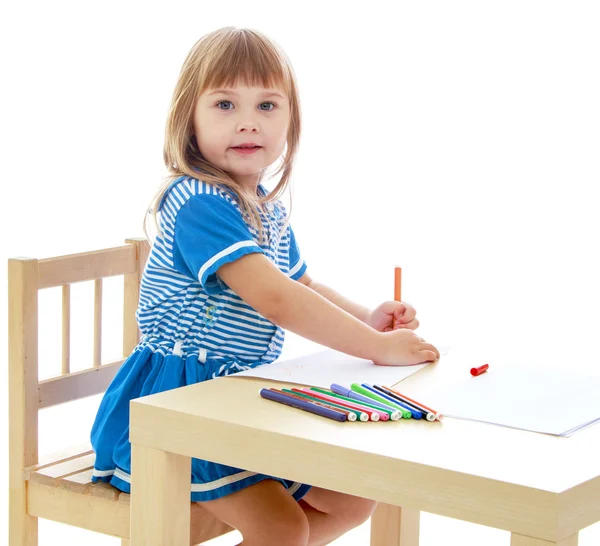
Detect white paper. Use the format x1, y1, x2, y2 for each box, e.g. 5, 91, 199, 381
233, 348, 439, 389
422, 364, 600, 436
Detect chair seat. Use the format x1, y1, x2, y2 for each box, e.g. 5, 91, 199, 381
23, 448, 233, 543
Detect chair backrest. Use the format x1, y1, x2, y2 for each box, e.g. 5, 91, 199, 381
8, 238, 149, 489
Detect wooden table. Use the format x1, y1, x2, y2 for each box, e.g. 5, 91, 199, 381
129, 347, 600, 546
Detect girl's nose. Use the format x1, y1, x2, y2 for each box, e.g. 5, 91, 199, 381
236, 120, 260, 132
236, 110, 260, 132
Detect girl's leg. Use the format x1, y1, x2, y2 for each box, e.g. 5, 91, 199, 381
198, 480, 376, 546
197, 479, 310, 546
299, 487, 378, 546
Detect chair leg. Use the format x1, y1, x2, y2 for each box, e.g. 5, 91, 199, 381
370, 503, 419, 546
9, 509, 38, 546
9, 481, 38, 546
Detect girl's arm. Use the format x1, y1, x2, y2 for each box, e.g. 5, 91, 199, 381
218, 254, 438, 366
296, 272, 371, 323
298, 272, 420, 333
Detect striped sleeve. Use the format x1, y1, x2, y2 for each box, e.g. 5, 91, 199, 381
288, 226, 307, 280
173, 193, 264, 294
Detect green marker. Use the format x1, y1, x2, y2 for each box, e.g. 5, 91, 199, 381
351, 383, 412, 419
282, 389, 368, 422
308, 387, 401, 421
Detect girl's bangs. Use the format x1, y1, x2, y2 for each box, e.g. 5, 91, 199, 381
201, 36, 291, 95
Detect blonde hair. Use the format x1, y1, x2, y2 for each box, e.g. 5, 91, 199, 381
145, 27, 302, 243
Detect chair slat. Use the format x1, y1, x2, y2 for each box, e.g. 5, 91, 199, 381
62, 285, 70, 374
34, 443, 93, 470
38, 245, 136, 289
67, 469, 95, 485
62, 471, 94, 495
38, 360, 123, 408
91, 481, 122, 501
29, 453, 95, 480
94, 279, 102, 367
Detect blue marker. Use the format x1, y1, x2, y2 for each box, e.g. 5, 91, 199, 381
361, 384, 422, 419
375, 385, 438, 422
330, 383, 402, 420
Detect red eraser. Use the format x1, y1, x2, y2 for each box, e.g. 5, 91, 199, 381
470, 364, 489, 376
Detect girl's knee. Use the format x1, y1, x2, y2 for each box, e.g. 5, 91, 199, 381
246, 509, 309, 546
198, 479, 309, 546
342, 498, 378, 527
278, 510, 310, 546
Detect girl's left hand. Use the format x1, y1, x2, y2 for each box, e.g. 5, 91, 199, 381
365, 301, 419, 332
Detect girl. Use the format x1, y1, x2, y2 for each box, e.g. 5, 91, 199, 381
91, 26, 439, 546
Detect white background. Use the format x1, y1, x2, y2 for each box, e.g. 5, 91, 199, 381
1, 1, 599, 544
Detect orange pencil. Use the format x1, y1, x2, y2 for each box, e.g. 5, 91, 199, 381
393, 266, 402, 329
394, 266, 402, 301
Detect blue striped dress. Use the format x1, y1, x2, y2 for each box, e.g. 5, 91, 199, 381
90, 177, 311, 501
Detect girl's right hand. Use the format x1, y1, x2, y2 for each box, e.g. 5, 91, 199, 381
373, 329, 440, 366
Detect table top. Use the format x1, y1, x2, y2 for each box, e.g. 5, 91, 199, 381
129, 346, 600, 541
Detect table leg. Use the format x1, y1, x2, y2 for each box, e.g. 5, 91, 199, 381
130, 443, 191, 546
510, 534, 578, 546
370, 503, 419, 546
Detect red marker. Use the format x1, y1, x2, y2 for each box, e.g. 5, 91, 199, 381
470, 364, 489, 376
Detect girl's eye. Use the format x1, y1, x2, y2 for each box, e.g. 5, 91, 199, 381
259, 102, 276, 111
215, 101, 276, 112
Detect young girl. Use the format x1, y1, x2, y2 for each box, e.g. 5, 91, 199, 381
91, 26, 439, 546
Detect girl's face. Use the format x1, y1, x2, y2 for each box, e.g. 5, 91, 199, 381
193, 85, 290, 191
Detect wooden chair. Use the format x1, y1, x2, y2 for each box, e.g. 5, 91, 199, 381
8, 237, 412, 546
8, 238, 233, 545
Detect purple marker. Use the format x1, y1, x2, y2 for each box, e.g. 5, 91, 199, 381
330, 383, 402, 421
260, 388, 347, 422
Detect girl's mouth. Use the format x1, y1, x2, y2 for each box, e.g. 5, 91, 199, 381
231, 146, 262, 155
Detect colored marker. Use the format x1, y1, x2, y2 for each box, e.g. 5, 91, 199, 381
260, 388, 346, 422
274, 389, 356, 422
376, 385, 436, 422
307, 387, 389, 421
329, 384, 401, 420
364, 384, 422, 419
330, 384, 402, 420
283, 389, 361, 421
292, 389, 369, 422
287, 389, 364, 422
371, 385, 423, 419
471, 364, 489, 376
301, 388, 381, 421
383, 385, 443, 421
351, 383, 412, 419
